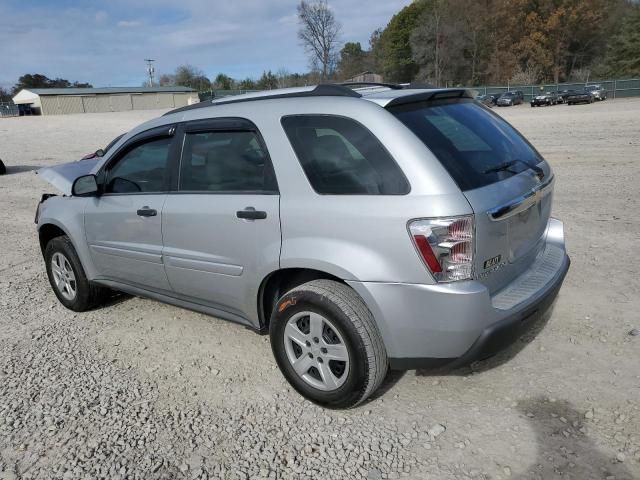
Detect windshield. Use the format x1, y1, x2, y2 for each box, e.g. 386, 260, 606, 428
388, 98, 544, 191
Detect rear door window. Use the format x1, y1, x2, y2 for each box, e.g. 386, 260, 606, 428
281, 115, 409, 195
388, 98, 544, 191
179, 130, 277, 193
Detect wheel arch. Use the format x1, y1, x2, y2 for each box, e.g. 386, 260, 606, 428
257, 268, 346, 331
38, 222, 69, 254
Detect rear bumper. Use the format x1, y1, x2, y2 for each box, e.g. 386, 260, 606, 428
348, 218, 570, 370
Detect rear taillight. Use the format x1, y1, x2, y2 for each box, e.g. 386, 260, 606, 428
409, 216, 474, 282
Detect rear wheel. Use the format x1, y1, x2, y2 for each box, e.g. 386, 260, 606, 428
45, 236, 106, 311
0, 159, 5, 175
270, 279, 388, 408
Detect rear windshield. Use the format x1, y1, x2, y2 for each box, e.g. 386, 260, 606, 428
388, 98, 543, 191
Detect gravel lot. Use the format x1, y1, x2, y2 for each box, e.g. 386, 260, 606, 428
0, 99, 639, 480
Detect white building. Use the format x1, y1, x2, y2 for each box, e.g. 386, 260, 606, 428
12, 86, 199, 115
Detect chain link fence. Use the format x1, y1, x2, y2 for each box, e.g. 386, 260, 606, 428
474, 78, 640, 102
200, 78, 640, 103
0, 102, 19, 118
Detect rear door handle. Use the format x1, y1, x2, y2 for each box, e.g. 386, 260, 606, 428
236, 207, 267, 220
137, 207, 157, 217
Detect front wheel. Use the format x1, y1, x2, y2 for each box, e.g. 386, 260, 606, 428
270, 279, 388, 408
44, 235, 106, 311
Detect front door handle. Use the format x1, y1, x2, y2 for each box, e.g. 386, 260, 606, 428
137, 207, 157, 217
236, 207, 267, 220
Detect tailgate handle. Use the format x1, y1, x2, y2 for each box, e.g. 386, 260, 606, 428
488, 175, 554, 221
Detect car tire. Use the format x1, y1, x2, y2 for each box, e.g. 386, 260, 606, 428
0, 159, 6, 175
44, 235, 107, 312
270, 279, 388, 409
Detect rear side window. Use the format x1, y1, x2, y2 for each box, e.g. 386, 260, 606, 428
389, 98, 543, 191
179, 130, 277, 193
281, 115, 409, 195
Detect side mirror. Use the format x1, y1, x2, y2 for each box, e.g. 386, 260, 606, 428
72, 174, 99, 197
95, 148, 105, 157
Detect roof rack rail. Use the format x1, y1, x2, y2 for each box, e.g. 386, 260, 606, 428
163, 84, 361, 116
339, 81, 405, 90
404, 82, 436, 89
339, 81, 437, 91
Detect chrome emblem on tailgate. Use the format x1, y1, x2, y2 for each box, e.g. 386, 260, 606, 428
483, 254, 502, 270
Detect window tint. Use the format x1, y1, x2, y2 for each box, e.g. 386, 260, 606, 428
106, 137, 172, 193
389, 98, 543, 191
281, 115, 409, 195
179, 130, 276, 193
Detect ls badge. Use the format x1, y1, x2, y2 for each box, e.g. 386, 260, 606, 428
483, 254, 502, 270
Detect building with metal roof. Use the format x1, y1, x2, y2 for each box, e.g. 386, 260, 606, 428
12, 86, 199, 116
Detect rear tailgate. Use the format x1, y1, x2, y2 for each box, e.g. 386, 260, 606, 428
387, 94, 555, 293
464, 169, 553, 294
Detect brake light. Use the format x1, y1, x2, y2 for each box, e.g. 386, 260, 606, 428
409, 216, 474, 282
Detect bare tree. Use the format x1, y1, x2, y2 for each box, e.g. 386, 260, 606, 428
410, 0, 464, 87
297, 0, 341, 80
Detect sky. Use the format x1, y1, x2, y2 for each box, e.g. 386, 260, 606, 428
0, 0, 412, 90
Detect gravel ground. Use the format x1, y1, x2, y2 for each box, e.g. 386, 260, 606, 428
0, 99, 638, 480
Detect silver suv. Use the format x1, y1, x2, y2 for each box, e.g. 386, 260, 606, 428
36, 84, 570, 408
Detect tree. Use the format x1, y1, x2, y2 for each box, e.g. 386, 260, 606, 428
257, 71, 278, 90
158, 74, 176, 86
238, 78, 257, 90
605, 4, 640, 77
173, 65, 211, 91
213, 73, 234, 90
12, 74, 92, 94
372, 1, 428, 83
410, 0, 465, 87
0, 87, 11, 102
297, 0, 341, 80
337, 42, 368, 80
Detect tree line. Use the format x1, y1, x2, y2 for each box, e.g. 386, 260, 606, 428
334, 0, 640, 86
170, 0, 640, 91
1, 74, 93, 102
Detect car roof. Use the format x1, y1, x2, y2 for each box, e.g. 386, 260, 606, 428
162, 84, 474, 118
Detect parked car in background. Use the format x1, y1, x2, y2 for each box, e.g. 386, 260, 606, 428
585, 84, 607, 101
566, 90, 594, 105
530, 91, 559, 107
81, 133, 126, 160
496, 91, 524, 106
487, 93, 503, 105
551, 91, 565, 104
475, 94, 494, 107
35, 84, 569, 408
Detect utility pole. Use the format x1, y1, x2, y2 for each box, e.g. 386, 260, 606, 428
144, 59, 155, 87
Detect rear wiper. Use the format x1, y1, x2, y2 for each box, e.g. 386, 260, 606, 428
484, 159, 544, 179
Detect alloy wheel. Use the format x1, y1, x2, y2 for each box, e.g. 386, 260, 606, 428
283, 311, 350, 391
51, 252, 77, 301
